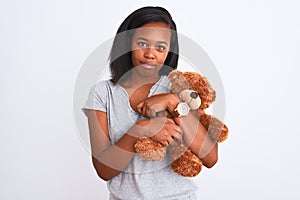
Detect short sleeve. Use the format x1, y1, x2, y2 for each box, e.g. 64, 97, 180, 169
81, 81, 109, 116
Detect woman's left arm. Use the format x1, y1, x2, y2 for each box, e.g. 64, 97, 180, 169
173, 112, 218, 168
136, 93, 218, 168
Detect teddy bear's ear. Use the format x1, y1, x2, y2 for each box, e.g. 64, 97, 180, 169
168, 70, 191, 95
182, 72, 216, 110
168, 70, 182, 81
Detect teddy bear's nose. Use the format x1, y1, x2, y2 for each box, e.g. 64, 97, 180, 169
190, 92, 199, 99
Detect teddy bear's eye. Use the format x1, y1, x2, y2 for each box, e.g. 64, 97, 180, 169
190, 91, 199, 98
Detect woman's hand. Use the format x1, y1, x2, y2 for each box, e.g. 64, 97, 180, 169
132, 117, 183, 146
149, 117, 183, 146
136, 93, 180, 118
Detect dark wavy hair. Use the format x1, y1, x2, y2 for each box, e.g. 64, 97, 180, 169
109, 6, 179, 84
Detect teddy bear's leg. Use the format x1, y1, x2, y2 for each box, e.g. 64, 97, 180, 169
171, 150, 203, 177
169, 141, 202, 177
200, 114, 229, 143
134, 137, 167, 161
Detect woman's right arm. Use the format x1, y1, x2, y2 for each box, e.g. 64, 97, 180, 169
87, 110, 181, 181
87, 110, 138, 181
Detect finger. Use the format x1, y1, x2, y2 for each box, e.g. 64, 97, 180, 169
136, 101, 144, 114
166, 118, 179, 125
166, 117, 174, 122
175, 126, 183, 135
166, 136, 174, 145
155, 110, 166, 117
157, 139, 168, 147
143, 103, 150, 117
164, 141, 169, 146
162, 139, 170, 146
172, 132, 183, 142
149, 104, 165, 118
170, 124, 182, 135
171, 129, 181, 138
138, 101, 147, 117
149, 109, 157, 118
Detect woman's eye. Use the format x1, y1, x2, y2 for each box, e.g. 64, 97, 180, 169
137, 42, 147, 47
156, 46, 166, 51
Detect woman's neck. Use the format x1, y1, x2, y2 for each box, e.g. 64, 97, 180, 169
122, 72, 161, 89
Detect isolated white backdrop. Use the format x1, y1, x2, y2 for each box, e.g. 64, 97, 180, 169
1, 0, 299, 199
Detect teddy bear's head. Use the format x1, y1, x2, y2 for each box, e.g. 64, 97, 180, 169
168, 70, 216, 111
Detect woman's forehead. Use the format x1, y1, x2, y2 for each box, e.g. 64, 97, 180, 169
133, 26, 171, 43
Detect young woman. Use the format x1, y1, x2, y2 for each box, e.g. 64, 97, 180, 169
83, 6, 218, 200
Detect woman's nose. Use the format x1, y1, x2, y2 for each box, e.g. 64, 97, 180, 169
144, 47, 155, 59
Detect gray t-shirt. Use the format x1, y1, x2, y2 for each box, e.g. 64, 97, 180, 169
82, 76, 198, 200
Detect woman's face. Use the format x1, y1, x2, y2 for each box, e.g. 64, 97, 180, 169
131, 22, 171, 78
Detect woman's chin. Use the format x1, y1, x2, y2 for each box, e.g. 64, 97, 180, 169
132, 66, 161, 79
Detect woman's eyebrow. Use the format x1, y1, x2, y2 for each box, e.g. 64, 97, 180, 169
157, 41, 168, 46
136, 37, 169, 45
136, 37, 148, 41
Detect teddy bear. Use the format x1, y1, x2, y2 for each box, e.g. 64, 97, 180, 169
168, 70, 228, 143
134, 70, 229, 177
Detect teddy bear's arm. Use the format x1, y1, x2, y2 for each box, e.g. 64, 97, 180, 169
200, 113, 229, 143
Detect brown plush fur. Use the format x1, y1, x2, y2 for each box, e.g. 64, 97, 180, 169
169, 141, 202, 177
134, 70, 229, 177
169, 70, 228, 142
134, 137, 167, 161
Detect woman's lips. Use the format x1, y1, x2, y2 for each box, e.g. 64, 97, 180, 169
140, 62, 157, 69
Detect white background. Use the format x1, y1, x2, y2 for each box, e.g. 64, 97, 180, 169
1, 0, 299, 199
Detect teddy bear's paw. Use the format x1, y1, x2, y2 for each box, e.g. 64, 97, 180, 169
134, 137, 167, 161
209, 122, 229, 143
216, 124, 229, 142
200, 114, 229, 143
171, 150, 202, 177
